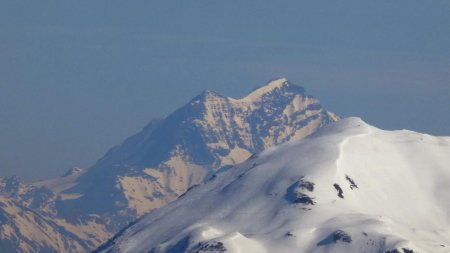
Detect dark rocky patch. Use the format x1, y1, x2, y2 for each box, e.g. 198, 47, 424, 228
385, 250, 401, 253
294, 193, 315, 205
317, 230, 352, 246
385, 248, 417, 253
285, 181, 316, 205
345, 175, 358, 189
332, 230, 352, 243
333, 184, 344, 198
0, 209, 10, 224
194, 241, 227, 252
299, 180, 315, 192
208, 174, 217, 181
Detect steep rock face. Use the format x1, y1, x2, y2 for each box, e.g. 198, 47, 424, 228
62, 78, 337, 220
96, 118, 450, 253
0, 78, 338, 252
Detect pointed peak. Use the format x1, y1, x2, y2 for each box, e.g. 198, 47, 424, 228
190, 89, 224, 104
199, 89, 221, 97
240, 77, 304, 102
268, 77, 289, 86
254, 77, 289, 92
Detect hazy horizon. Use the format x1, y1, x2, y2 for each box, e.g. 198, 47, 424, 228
1, 1, 449, 181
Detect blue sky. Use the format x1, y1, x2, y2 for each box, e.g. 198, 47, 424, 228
1, 1, 449, 181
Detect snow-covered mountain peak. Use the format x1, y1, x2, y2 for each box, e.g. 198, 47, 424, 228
333, 116, 366, 127
191, 78, 294, 106
187, 89, 227, 109
316, 117, 372, 136
196, 89, 224, 100
97, 119, 450, 253
190, 78, 309, 111
240, 77, 294, 102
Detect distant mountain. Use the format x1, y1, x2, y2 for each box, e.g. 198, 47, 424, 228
0, 171, 111, 253
96, 118, 450, 253
0, 78, 338, 252
0, 194, 88, 253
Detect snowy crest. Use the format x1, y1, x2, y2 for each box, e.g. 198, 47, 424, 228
97, 118, 450, 253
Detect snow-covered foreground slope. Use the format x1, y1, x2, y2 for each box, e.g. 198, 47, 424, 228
98, 118, 450, 253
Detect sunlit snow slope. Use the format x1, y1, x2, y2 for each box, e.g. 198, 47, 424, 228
98, 118, 450, 253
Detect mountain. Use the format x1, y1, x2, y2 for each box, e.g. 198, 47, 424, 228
0, 78, 338, 252
0, 171, 111, 253
0, 194, 88, 253
96, 118, 450, 253
60, 78, 338, 217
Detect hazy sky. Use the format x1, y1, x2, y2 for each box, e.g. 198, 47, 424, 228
1, 1, 449, 181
